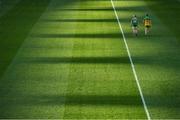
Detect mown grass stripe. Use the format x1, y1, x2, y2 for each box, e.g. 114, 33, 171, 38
110, 0, 151, 119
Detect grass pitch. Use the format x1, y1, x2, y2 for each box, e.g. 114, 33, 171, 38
0, 0, 180, 119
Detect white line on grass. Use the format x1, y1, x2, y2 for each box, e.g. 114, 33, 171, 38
110, 0, 151, 119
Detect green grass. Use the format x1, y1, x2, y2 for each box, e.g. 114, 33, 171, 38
114, 0, 180, 118
0, 0, 180, 119
0, 0, 50, 78
0, 0, 20, 17
145, 0, 180, 41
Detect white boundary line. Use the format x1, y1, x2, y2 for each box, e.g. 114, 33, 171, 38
110, 0, 151, 119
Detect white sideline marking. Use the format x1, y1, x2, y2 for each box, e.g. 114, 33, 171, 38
110, 0, 151, 119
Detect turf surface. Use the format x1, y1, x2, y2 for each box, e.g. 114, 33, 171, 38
145, 0, 180, 41
114, 0, 180, 118
0, 0, 50, 78
0, 0, 180, 119
0, 0, 20, 17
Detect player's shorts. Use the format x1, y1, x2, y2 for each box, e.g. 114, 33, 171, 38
132, 25, 138, 29
145, 25, 151, 28
132, 24, 138, 27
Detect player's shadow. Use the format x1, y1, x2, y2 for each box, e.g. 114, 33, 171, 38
21, 56, 130, 64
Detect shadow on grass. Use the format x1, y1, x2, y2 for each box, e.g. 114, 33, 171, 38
0, 0, 79, 79
1, 94, 180, 108
20, 54, 180, 68
0, 94, 142, 106
145, 0, 180, 42
133, 55, 180, 71
35, 94, 142, 106
54, 6, 145, 12
20, 56, 130, 64
38, 94, 180, 107
41, 18, 129, 23
31, 33, 122, 39
0, 0, 51, 79
42, 18, 117, 23
31, 31, 166, 40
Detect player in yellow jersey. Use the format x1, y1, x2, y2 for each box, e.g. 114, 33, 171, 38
143, 14, 152, 35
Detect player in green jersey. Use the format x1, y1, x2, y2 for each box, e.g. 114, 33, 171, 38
131, 15, 139, 36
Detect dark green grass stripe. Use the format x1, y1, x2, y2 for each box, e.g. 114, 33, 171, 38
18, 56, 130, 64
31, 33, 122, 39
0, 0, 20, 17
0, 0, 50, 79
